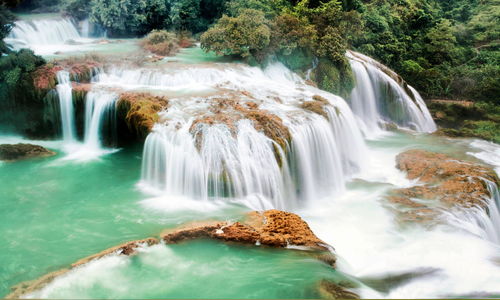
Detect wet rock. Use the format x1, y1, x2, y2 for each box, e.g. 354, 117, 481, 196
301, 95, 330, 119
0, 143, 56, 162
162, 209, 329, 251
317, 280, 360, 299
189, 95, 291, 163
389, 149, 499, 223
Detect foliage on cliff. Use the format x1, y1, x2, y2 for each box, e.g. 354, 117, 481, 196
117, 92, 169, 138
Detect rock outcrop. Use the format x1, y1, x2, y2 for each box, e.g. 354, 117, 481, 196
388, 149, 499, 223
0, 143, 56, 162
116, 92, 169, 139
162, 209, 328, 251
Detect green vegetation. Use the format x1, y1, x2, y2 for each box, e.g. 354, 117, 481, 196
430, 101, 500, 143
140, 30, 180, 56
4, 0, 499, 142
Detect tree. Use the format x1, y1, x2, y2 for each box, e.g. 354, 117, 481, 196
425, 19, 457, 63
200, 9, 271, 60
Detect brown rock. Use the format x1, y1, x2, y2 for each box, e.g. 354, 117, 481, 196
0, 143, 56, 162
389, 149, 499, 223
162, 209, 329, 251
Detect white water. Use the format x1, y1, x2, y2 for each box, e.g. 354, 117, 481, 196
4, 17, 103, 55
105, 62, 367, 210
61, 90, 118, 162
56, 71, 76, 143
348, 51, 437, 134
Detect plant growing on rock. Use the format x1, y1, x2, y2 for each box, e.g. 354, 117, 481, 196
140, 30, 180, 56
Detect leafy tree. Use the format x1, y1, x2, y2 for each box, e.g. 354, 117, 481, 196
425, 19, 457, 63
200, 9, 271, 59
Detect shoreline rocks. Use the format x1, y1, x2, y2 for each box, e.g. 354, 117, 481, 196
0, 143, 56, 162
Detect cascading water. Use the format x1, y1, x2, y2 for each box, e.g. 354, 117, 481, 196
6, 18, 81, 52
101, 62, 369, 210
54, 69, 118, 159
347, 51, 437, 134
56, 71, 76, 143
83, 91, 118, 151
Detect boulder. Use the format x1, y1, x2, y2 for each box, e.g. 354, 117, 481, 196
0, 144, 56, 162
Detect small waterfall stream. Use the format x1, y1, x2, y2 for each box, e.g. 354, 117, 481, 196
56, 71, 77, 143
83, 91, 118, 151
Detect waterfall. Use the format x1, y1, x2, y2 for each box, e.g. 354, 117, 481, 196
123, 61, 369, 210
80, 19, 90, 38
141, 118, 292, 210
83, 91, 118, 151
347, 51, 437, 134
56, 71, 77, 143
6, 18, 81, 51
54, 69, 117, 159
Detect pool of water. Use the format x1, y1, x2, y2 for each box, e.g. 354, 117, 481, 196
24, 240, 342, 299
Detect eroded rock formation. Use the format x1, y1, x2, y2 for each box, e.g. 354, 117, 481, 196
162, 209, 328, 251
0, 143, 56, 162
388, 149, 499, 223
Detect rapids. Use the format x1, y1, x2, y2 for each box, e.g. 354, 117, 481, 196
1, 16, 500, 299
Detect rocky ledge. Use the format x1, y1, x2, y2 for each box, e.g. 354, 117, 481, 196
388, 149, 499, 223
162, 209, 329, 251
0, 143, 56, 162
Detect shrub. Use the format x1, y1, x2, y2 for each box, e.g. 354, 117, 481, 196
200, 9, 271, 60
140, 30, 180, 56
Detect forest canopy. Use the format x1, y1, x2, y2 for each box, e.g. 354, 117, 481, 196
3, 0, 499, 103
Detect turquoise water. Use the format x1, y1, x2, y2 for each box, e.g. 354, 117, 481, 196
26, 240, 341, 299
0, 139, 341, 298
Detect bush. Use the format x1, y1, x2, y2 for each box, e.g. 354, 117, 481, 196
200, 9, 271, 60
140, 30, 180, 56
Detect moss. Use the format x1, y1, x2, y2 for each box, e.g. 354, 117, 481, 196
117, 92, 169, 139
428, 100, 500, 143
311, 58, 354, 99
32, 64, 63, 92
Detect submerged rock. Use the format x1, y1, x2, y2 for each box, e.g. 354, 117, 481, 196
388, 149, 499, 223
317, 280, 360, 299
0, 143, 56, 162
6, 238, 159, 299
162, 209, 328, 251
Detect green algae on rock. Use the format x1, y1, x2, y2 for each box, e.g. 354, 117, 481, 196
0, 143, 56, 162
